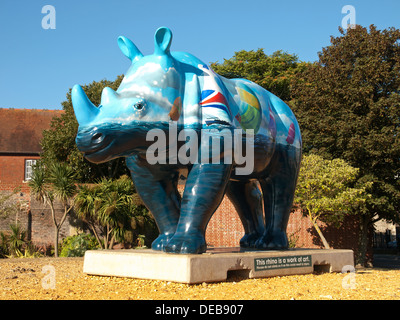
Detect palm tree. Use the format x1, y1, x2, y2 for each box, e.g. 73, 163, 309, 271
8, 223, 26, 257
29, 162, 77, 257
74, 175, 150, 249
97, 176, 135, 248
74, 184, 104, 248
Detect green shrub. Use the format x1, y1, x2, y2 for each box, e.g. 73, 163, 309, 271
0, 224, 43, 258
60, 233, 100, 257
0, 232, 10, 258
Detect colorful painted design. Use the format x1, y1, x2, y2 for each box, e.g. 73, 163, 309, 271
268, 108, 277, 137
197, 64, 233, 125
200, 90, 231, 116
286, 122, 296, 145
235, 83, 262, 133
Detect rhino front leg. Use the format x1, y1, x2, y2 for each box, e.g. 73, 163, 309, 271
164, 163, 232, 254
126, 156, 180, 251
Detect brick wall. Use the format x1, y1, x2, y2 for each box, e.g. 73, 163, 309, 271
1, 176, 365, 257
0, 194, 76, 249
0, 154, 39, 193
205, 194, 362, 251
29, 197, 74, 247
206, 196, 244, 248
205, 193, 371, 262
0, 155, 40, 193
286, 209, 362, 251
177, 184, 363, 253
0, 153, 76, 248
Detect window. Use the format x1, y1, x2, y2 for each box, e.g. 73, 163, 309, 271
25, 159, 37, 181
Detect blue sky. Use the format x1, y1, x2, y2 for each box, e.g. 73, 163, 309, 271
0, 0, 399, 110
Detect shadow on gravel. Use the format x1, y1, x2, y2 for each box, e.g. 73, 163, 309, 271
373, 254, 400, 269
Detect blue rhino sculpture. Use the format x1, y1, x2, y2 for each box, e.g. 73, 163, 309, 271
72, 27, 302, 254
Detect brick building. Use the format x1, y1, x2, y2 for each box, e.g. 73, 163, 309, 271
0, 108, 67, 248
0, 108, 63, 192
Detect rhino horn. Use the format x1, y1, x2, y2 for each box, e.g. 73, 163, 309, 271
71, 84, 99, 126
101, 87, 119, 105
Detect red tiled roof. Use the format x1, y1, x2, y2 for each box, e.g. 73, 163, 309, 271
0, 108, 64, 154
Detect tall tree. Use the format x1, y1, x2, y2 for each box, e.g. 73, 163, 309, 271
291, 25, 400, 264
211, 49, 308, 101
29, 162, 77, 257
40, 76, 128, 182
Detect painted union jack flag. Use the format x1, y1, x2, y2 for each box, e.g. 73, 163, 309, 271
199, 89, 232, 119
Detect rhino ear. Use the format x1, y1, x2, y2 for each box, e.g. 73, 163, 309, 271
118, 36, 143, 62
154, 27, 172, 56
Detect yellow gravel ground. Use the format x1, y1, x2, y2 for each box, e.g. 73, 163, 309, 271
0, 257, 399, 300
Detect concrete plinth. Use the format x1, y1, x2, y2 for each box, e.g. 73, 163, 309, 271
83, 248, 354, 284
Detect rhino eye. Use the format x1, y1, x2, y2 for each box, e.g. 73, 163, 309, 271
133, 101, 145, 111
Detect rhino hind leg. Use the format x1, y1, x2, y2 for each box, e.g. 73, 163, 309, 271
226, 180, 264, 248
255, 145, 301, 250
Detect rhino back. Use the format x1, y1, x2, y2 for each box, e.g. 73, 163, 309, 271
169, 52, 301, 150
172, 51, 207, 72
220, 77, 301, 149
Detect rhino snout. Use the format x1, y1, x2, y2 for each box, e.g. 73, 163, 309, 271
75, 127, 111, 158
91, 131, 104, 144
